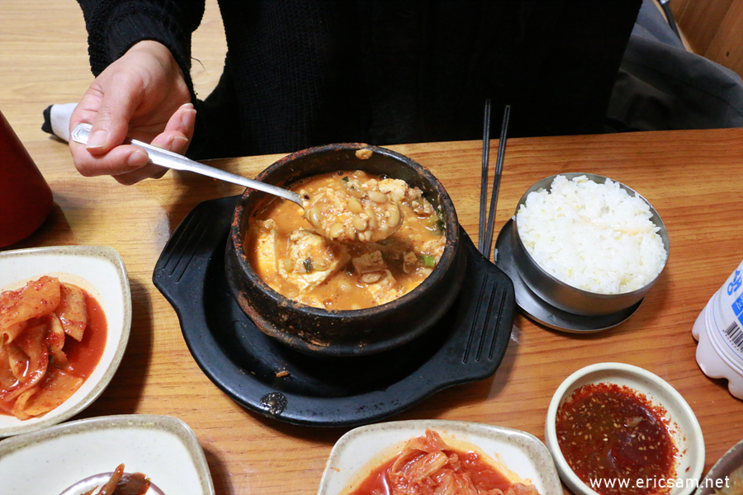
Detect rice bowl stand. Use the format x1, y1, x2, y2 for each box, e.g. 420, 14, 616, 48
497, 172, 670, 333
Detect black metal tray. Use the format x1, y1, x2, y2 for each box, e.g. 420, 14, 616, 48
153, 196, 514, 427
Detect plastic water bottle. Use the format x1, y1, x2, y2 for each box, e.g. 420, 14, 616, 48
692, 260, 743, 400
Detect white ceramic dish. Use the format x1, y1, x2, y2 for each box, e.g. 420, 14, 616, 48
0, 245, 131, 437
0, 414, 215, 495
695, 437, 743, 495
317, 419, 563, 495
545, 362, 705, 495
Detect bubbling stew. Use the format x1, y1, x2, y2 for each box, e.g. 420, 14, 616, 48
246, 170, 446, 310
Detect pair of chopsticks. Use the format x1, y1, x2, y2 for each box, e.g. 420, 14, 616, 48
478, 100, 511, 261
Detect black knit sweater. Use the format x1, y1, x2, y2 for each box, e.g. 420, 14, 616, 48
76, 0, 641, 159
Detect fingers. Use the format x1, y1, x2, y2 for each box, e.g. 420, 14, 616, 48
68, 77, 144, 178
68, 40, 193, 185
168, 102, 197, 139
69, 96, 150, 179
71, 142, 150, 177
113, 162, 168, 185
150, 103, 196, 154
113, 104, 196, 185
85, 83, 142, 156
69, 142, 151, 179
69, 96, 196, 184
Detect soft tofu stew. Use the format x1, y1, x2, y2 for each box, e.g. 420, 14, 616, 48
246, 170, 446, 310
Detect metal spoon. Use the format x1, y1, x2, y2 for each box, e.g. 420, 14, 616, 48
71, 123, 403, 242
57, 471, 165, 495
71, 123, 303, 207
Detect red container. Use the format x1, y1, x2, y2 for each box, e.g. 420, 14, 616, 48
0, 110, 53, 247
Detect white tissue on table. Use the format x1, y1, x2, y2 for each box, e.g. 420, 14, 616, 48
50, 103, 76, 142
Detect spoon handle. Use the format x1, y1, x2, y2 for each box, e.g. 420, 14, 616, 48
71, 123, 303, 206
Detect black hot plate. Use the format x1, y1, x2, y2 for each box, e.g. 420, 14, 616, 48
153, 196, 515, 427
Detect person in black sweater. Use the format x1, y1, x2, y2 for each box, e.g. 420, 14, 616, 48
69, 0, 641, 184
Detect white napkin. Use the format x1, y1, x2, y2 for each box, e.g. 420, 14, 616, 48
42, 103, 76, 142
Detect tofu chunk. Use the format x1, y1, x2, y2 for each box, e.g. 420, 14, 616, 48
252, 219, 279, 274
363, 270, 403, 305
352, 250, 387, 274
279, 229, 350, 292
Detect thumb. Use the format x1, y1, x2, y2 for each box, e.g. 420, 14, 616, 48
85, 85, 142, 154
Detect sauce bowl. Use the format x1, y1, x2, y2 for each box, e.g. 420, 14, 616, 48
545, 362, 705, 495
224, 143, 465, 357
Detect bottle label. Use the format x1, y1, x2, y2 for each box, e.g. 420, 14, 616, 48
721, 320, 743, 354
712, 264, 743, 363
731, 269, 743, 324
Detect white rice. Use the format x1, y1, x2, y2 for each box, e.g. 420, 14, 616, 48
516, 175, 667, 294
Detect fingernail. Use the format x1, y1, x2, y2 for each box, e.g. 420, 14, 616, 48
86, 129, 109, 149
127, 149, 150, 167
181, 109, 197, 128
180, 102, 194, 111
173, 135, 190, 148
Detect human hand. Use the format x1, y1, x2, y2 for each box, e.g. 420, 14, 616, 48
69, 40, 196, 185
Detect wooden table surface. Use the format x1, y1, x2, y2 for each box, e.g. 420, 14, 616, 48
3, 1, 743, 495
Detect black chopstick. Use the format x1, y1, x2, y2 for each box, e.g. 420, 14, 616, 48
478, 99, 492, 255
483, 104, 511, 261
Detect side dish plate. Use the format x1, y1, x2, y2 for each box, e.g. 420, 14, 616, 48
0, 414, 214, 495
154, 197, 515, 427
317, 419, 563, 495
0, 245, 131, 437
695, 437, 743, 495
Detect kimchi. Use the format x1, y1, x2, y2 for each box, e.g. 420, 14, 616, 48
0, 275, 106, 420
81, 464, 151, 495
345, 430, 541, 495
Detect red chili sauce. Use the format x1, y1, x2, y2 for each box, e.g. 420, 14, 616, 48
61, 294, 108, 378
349, 447, 512, 495
555, 383, 677, 495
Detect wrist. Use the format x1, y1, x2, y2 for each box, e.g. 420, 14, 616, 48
125, 40, 176, 65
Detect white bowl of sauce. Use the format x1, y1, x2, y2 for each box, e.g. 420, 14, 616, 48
545, 363, 704, 495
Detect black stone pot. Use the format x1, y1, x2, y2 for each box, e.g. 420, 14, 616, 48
225, 143, 466, 357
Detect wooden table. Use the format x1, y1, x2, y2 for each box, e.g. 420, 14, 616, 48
3, 1, 743, 494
